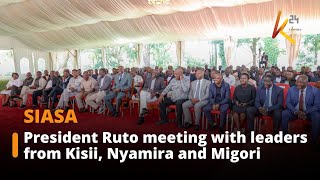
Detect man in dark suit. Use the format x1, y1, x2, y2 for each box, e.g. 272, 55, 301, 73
203, 73, 230, 132
87, 68, 112, 113
41, 71, 62, 107
247, 75, 283, 134
48, 69, 71, 109
282, 75, 320, 144
103, 66, 132, 117
137, 69, 166, 125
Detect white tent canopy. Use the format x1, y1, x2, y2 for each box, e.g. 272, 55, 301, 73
0, 0, 319, 51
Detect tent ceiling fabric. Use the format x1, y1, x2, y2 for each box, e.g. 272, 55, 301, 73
0, 0, 319, 51
0, 0, 25, 7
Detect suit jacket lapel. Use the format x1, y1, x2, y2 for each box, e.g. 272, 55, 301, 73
212, 84, 216, 98
261, 87, 266, 104
271, 85, 277, 104
221, 83, 225, 98
201, 81, 207, 97
305, 86, 312, 105
294, 87, 299, 105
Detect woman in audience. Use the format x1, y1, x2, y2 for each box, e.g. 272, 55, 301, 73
0, 73, 22, 106
232, 73, 256, 133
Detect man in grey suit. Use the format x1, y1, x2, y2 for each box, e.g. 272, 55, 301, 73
102, 66, 132, 117
182, 70, 211, 131
157, 68, 190, 128
137, 69, 166, 125
86, 68, 112, 113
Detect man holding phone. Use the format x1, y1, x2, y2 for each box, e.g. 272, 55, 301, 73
157, 68, 190, 128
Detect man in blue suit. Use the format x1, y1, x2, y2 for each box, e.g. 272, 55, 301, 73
282, 75, 320, 144
203, 73, 230, 132
247, 75, 283, 134
100, 66, 132, 117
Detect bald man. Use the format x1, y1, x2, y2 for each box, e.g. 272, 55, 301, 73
182, 70, 211, 130
157, 68, 190, 128
282, 75, 320, 144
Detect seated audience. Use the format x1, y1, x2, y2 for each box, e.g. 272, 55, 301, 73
19, 71, 47, 108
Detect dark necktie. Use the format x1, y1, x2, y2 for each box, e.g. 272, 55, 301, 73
299, 90, 304, 111
264, 89, 270, 107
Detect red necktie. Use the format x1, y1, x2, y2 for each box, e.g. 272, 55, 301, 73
299, 90, 304, 111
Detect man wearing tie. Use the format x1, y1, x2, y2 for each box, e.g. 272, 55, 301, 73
182, 70, 211, 131
282, 75, 320, 144
203, 73, 230, 132
246, 75, 283, 134
102, 66, 132, 117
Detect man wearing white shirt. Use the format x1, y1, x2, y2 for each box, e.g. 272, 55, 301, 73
131, 68, 144, 95
223, 68, 235, 86
77, 71, 97, 112
54, 69, 83, 112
